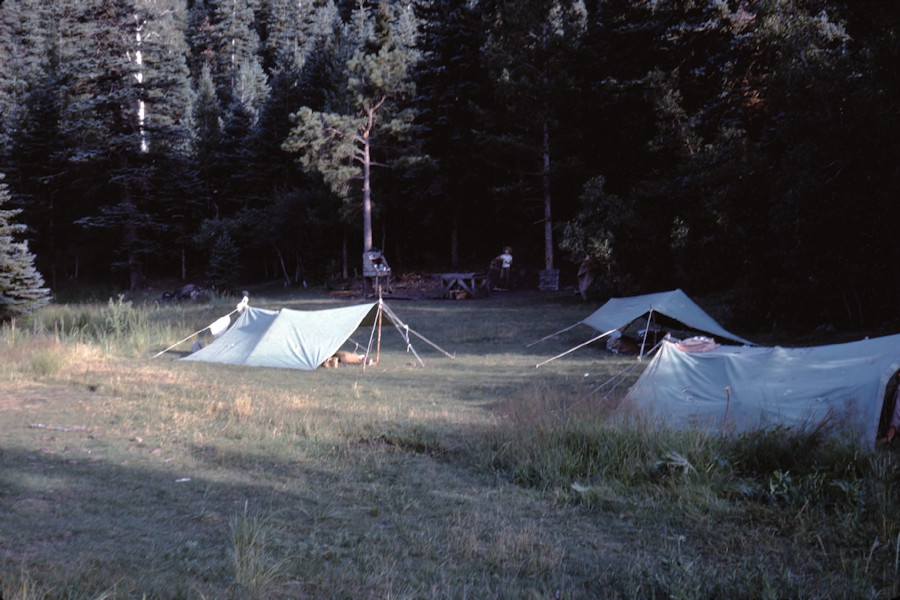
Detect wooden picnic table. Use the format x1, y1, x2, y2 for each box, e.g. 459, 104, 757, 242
439, 272, 489, 299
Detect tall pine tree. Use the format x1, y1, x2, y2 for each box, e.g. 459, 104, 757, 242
411, 0, 489, 266
61, 0, 195, 290
283, 0, 417, 254
482, 0, 587, 279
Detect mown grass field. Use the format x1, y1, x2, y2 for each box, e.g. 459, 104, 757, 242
1, 289, 899, 599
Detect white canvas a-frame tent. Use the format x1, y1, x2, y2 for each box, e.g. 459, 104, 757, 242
530, 289, 753, 366
180, 298, 453, 370
621, 334, 900, 449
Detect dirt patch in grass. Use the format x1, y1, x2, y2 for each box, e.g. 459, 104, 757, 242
0, 382, 99, 412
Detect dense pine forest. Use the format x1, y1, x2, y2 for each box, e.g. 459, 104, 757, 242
0, 0, 896, 330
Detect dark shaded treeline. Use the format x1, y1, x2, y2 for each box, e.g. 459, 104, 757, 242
0, 0, 896, 330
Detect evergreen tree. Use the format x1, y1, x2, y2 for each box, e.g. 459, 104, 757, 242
410, 0, 490, 266
0, 173, 50, 321
205, 0, 269, 214
0, 0, 73, 287
211, 0, 263, 101
193, 63, 223, 215
481, 0, 587, 275
0, 0, 55, 153
283, 0, 417, 254
60, 0, 196, 290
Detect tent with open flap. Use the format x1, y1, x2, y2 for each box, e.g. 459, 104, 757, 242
531, 289, 752, 365
580, 289, 752, 346
621, 334, 900, 448
180, 299, 452, 370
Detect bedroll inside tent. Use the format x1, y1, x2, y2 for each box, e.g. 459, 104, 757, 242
622, 334, 900, 448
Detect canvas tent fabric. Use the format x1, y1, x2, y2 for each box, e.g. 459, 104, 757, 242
182, 303, 380, 370
581, 289, 753, 345
531, 289, 751, 367
622, 334, 900, 448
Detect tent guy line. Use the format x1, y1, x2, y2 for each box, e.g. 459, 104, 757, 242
535, 328, 620, 368
150, 294, 249, 359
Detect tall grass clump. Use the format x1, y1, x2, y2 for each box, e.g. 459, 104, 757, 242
25, 298, 143, 352
28, 295, 230, 357
99, 294, 149, 354
24, 338, 67, 376
0, 567, 53, 600
0, 324, 67, 378
486, 383, 900, 524
229, 503, 290, 599
32, 304, 100, 345
485, 382, 726, 492
726, 425, 874, 508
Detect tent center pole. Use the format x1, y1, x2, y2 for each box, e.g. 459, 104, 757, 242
376, 294, 383, 365
639, 307, 654, 360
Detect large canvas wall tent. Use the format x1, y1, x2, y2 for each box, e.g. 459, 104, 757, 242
177, 298, 453, 370
530, 289, 753, 366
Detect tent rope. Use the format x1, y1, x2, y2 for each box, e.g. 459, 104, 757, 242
587, 335, 667, 399
151, 295, 248, 359
524, 322, 582, 348
380, 301, 456, 360
150, 306, 240, 359
534, 328, 619, 368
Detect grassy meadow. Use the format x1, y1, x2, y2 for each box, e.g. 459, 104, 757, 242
1, 289, 900, 599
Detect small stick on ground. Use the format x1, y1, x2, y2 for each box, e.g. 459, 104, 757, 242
29, 423, 93, 433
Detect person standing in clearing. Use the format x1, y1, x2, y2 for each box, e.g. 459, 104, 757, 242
496, 246, 513, 289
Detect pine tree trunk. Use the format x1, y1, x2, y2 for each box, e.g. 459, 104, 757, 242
362, 110, 374, 253
342, 229, 349, 281
543, 119, 553, 271
123, 191, 142, 291
451, 212, 459, 268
